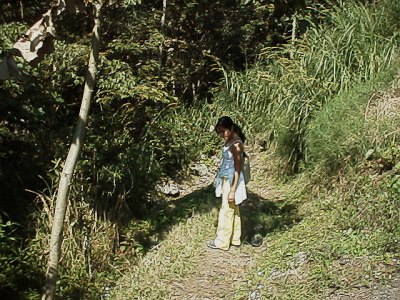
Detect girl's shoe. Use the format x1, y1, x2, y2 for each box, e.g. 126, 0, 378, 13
207, 240, 230, 251
206, 240, 219, 249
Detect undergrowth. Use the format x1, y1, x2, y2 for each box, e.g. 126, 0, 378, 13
108, 0, 400, 298
240, 69, 400, 298
5, 0, 399, 298
213, 0, 400, 173
306, 69, 400, 173
243, 142, 400, 299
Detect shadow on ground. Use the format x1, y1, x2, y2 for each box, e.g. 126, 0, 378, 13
240, 190, 302, 245
134, 185, 301, 251
132, 184, 219, 250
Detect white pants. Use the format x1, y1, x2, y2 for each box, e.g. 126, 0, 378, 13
214, 178, 241, 250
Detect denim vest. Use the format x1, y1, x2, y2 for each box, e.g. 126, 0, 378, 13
215, 139, 244, 184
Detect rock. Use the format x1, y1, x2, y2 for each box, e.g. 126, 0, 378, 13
365, 149, 375, 160
250, 234, 263, 247
190, 163, 209, 177
156, 182, 180, 197
291, 251, 308, 268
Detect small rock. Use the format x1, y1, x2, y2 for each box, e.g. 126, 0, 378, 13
365, 148, 375, 160
190, 163, 209, 176
269, 268, 283, 279
157, 182, 180, 196
249, 290, 261, 300
250, 234, 263, 247
291, 251, 308, 268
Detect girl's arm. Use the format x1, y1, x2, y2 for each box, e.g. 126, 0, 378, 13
228, 142, 244, 203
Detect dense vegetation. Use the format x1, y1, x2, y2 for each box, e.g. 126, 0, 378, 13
1, 0, 399, 298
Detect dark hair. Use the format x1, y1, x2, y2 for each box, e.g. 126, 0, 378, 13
215, 116, 246, 143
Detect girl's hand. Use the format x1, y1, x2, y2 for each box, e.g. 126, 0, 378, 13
228, 191, 235, 203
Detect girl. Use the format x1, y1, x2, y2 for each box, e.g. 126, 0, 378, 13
207, 116, 247, 250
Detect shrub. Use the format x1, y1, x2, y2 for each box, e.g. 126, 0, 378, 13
305, 70, 398, 174
213, 0, 400, 173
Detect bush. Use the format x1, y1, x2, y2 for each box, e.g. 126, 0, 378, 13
213, 0, 400, 173
305, 70, 398, 174
0, 219, 43, 298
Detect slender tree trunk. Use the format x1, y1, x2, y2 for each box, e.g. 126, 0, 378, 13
158, 0, 167, 76
290, 10, 297, 60
41, 3, 102, 299
19, 0, 24, 20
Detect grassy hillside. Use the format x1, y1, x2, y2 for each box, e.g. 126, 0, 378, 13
130, 0, 400, 298
111, 73, 400, 299
241, 75, 400, 299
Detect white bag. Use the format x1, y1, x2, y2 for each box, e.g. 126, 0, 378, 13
242, 152, 251, 184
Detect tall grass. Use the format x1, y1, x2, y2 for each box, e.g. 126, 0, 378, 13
231, 2, 400, 297
22, 101, 235, 298
214, 0, 400, 173
306, 70, 400, 173
13, 1, 400, 298
27, 172, 123, 298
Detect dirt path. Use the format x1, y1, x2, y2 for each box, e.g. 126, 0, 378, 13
165, 148, 279, 299
166, 148, 400, 300
168, 243, 266, 300
329, 274, 400, 300
111, 149, 399, 300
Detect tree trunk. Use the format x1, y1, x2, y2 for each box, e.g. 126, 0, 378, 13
158, 0, 167, 76
290, 10, 298, 60
19, 0, 24, 20
41, 3, 102, 299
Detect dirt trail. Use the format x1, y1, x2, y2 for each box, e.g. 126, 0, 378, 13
165, 148, 279, 299
112, 149, 399, 299
169, 244, 266, 299
165, 148, 400, 300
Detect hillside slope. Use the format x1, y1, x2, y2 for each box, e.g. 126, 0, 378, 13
111, 74, 399, 298
110, 138, 399, 299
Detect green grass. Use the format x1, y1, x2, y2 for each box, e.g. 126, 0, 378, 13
108, 138, 399, 299
210, 0, 400, 173
305, 69, 399, 173
238, 151, 400, 299
110, 188, 218, 299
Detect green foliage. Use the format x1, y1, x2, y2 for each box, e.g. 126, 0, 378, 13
97, 57, 172, 104
143, 104, 219, 175
0, 220, 22, 291
215, 0, 400, 173
123, 0, 142, 6
2, 0, 400, 298
0, 1, 50, 24
306, 70, 398, 173
0, 219, 43, 298
336, 145, 400, 241
45, 42, 88, 90
0, 23, 26, 52
240, 142, 400, 299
